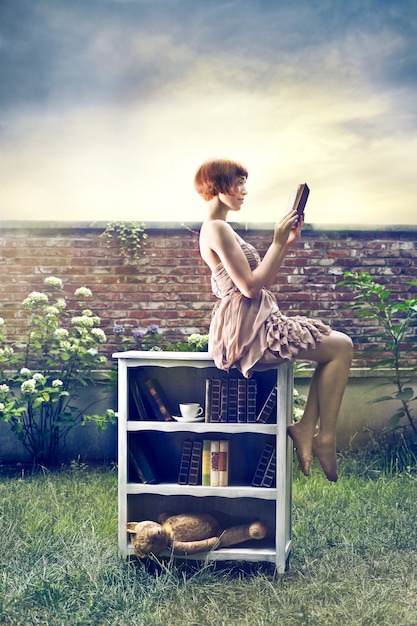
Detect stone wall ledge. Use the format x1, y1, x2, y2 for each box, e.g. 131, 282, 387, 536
1, 220, 416, 235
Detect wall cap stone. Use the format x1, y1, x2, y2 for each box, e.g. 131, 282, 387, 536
1, 220, 416, 235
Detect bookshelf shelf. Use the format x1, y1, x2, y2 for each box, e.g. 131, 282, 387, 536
126, 483, 278, 499
114, 351, 293, 572
126, 421, 276, 435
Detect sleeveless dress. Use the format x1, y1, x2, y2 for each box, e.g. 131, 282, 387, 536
209, 240, 331, 378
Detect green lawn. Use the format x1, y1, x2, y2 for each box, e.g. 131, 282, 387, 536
0, 458, 416, 626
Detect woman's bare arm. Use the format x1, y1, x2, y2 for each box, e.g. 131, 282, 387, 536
200, 209, 302, 299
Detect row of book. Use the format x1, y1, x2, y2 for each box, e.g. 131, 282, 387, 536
206, 378, 277, 424
128, 436, 276, 489
177, 438, 276, 488
130, 375, 278, 425
178, 439, 229, 487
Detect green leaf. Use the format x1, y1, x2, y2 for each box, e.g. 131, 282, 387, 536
395, 387, 415, 401
370, 395, 395, 404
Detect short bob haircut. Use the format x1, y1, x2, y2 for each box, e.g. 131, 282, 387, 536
194, 159, 248, 201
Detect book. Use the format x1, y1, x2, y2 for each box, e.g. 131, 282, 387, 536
129, 437, 159, 484
210, 440, 220, 487
237, 378, 247, 423
219, 379, 229, 422
188, 440, 203, 485
130, 376, 151, 420
261, 448, 276, 488
246, 379, 257, 423
209, 378, 222, 422
256, 384, 277, 423
291, 182, 310, 223
204, 378, 212, 422
251, 442, 274, 487
202, 440, 211, 486
219, 440, 229, 487
143, 378, 173, 421
178, 439, 193, 485
227, 378, 238, 422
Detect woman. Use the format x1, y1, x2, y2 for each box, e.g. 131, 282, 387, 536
196, 158, 353, 482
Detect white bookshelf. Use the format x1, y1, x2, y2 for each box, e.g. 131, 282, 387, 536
113, 351, 293, 572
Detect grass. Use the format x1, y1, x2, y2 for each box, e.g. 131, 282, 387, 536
0, 457, 416, 626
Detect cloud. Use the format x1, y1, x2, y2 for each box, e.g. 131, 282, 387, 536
0, 0, 416, 225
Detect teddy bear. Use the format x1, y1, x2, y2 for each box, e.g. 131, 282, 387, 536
126, 512, 267, 558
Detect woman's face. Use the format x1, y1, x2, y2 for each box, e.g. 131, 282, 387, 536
219, 176, 248, 211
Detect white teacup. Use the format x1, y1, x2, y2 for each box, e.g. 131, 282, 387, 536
179, 403, 204, 420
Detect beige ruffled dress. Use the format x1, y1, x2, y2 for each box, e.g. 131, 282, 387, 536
209, 240, 331, 378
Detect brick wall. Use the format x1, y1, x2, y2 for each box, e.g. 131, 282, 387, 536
1, 222, 416, 368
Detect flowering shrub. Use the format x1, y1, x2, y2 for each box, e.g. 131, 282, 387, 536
0, 277, 116, 465
112, 324, 209, 353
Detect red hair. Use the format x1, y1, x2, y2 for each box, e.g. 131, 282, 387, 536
194, 159, 248, 200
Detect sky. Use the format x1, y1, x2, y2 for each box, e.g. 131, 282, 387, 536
0, 0, 416, 226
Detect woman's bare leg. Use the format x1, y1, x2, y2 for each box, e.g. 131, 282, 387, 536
287, 330, 353, 481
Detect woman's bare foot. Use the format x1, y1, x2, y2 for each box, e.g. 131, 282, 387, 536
312, 434, 338, 482
287, 422, 314, 477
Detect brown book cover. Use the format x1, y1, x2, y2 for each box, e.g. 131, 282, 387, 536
291, 183, 310, 222
144, 378, 173, 421
219, 440, 229, 487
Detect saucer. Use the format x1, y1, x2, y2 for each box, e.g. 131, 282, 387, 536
172, 415, 205, 423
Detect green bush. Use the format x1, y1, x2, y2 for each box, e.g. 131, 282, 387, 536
338, 271, 417, 445
0, 277, 116, 466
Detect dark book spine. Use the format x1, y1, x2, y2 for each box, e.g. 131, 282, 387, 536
204, 378, 212, 422
188, 440, 203, 485
256, 384, 277, 423
210, 379, 221, 422
219, 379, 229, 422
261, 449, 276, 487
246, 379, 257, 423
130, 377, 151, 420
237, 379, 247, 423
252, 442, 274, 487
177, 439, 193, 485
227, 378, 238, 422
129, 438, 159, 484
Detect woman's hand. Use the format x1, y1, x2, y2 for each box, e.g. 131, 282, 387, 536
273, 209, 301, 247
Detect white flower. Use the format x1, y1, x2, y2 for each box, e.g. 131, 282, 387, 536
45, 306, 60, 316
87, 348, 98, 356
59, 340, 72, 351
32, 373, 45, 383
21, 379, 37, 394
71, 315, 94, 328
90, 328, 106, 343
74, 287, 92, 299
52, 379, 63, 387
20, 368, 31, 377
55, 298, 66, 310
0, 403, 5, 411
44, 276, 63, 288
0, 317, 4, 326
0, 384, 10, 393
23, 292, 49, 306
54, 328, 69, 338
